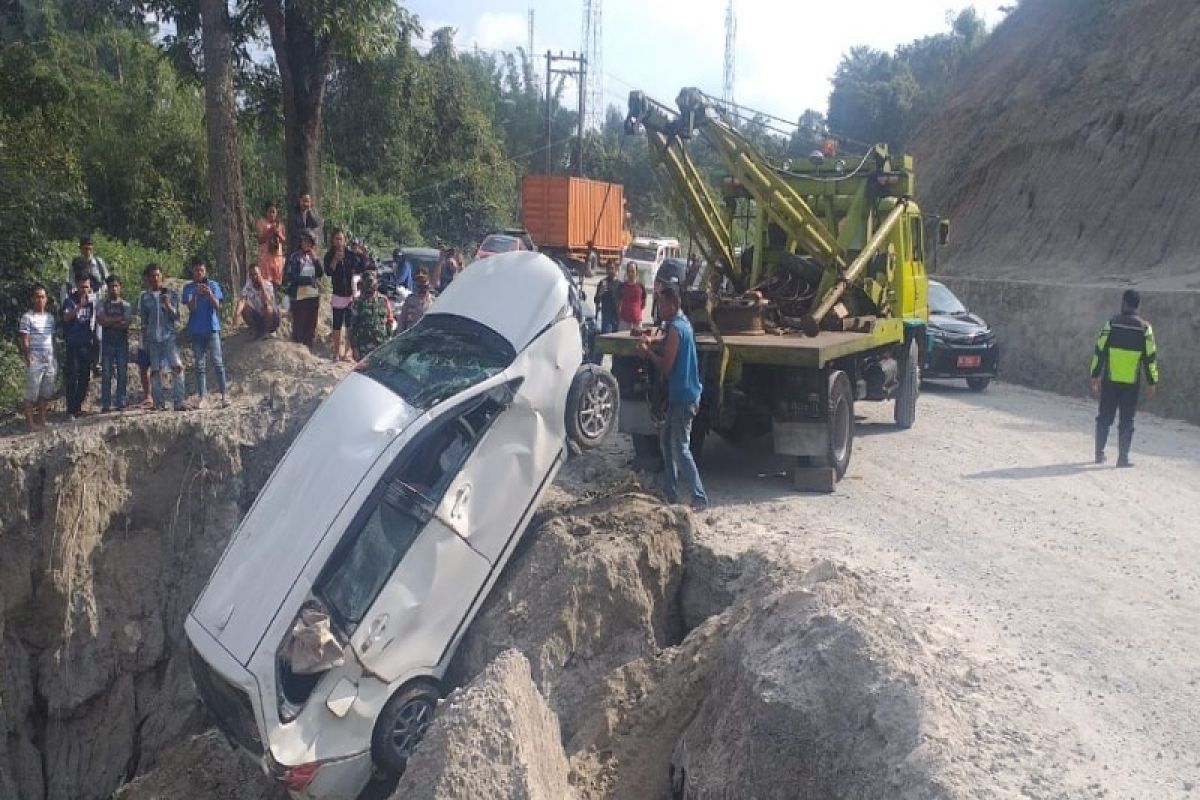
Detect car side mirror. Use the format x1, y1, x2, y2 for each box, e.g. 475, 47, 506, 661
938, 218, 951, 246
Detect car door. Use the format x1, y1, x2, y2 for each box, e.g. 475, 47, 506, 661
320, 394, 507, 682
434, 319, 579, 564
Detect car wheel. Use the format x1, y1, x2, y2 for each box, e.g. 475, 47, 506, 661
566, 365, 619, 450
371, 681, 440, 777
816, 370, 853, 479
966, 376, 991, 392
894, 339, 919, 429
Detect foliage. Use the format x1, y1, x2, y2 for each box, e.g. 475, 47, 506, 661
828, 8, 988, 148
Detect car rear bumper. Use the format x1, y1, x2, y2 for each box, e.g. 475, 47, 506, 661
923, 341, 999, 379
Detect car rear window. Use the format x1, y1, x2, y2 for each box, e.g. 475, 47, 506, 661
481, 235, 518, 253
359, 315, 515, 409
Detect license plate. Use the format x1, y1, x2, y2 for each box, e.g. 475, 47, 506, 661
957, 355, 982, 368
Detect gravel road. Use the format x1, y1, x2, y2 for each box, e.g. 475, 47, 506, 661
691, 381, 1200, 798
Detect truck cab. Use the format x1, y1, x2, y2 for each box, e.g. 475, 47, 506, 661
623, 236, 681, 290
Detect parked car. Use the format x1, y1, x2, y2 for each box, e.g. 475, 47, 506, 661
378, 246, 441, 300
500, 227, 536, 252
473, 233, 530, 261
185, 252, 619, 799
922, 279, 999, 391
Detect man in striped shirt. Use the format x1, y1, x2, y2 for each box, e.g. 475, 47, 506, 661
1090, 289, 1160, 468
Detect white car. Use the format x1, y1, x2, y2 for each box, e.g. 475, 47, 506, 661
185, 252, 618, 798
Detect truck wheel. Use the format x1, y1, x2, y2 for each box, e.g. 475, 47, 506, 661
817, 370, 854, 480
371, 680, 440, 776
566, 365, 619, 450
894, 339, 919, 429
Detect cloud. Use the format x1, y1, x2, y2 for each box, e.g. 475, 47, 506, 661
469, 11, 528, 52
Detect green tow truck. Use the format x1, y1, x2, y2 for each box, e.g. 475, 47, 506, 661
597, 88, 945, 490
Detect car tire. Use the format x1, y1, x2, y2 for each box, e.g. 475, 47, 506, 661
371, 680, 440, 777
817, 370, 853, 479
894, 339, 919, 429
566, 365, 619, 450
967, 376, 991, 392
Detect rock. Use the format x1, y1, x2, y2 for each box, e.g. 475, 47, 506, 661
392, 650, 573, 800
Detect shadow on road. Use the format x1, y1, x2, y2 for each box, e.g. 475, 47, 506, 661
963, 461, 1100, 481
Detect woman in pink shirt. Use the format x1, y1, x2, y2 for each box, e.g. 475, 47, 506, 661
618, 261, 647, 330
255, 201, 287, 285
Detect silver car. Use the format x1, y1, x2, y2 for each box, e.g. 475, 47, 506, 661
185, 252, 618, 798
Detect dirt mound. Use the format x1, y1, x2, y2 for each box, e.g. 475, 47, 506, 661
392, 651, 574, 800
448, 493, 686, 740
0, 338, 341, 800
114, 731, 285, 800
912, 0, 1200, 286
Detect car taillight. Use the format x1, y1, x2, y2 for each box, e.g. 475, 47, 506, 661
278, 762, 321, 790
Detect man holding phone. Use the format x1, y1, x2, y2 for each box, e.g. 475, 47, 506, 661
182, 256, 229, 407
61, 274, 98, 420
138, 263, 186, 411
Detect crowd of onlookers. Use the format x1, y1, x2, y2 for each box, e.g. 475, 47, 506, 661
15, 193, 463, 434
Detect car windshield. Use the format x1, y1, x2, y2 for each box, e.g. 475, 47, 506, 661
625, 245, 659, 261
481, 235, 518, 253
929, 283, 967, 315
359, 315, 515, 409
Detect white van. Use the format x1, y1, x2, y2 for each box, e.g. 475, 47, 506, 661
623, 236, 680, 290
185, 252, 617, 798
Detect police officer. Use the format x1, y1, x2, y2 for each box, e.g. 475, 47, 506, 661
1090, 289, 1159, 467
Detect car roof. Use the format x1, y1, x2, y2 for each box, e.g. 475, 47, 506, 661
429, 251, 568, 351
400, 247, 440, 258
481, 233, 518, 244
928, 279, 945, 288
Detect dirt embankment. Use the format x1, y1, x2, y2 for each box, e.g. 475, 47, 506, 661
912, 0, 1200, 287
0, 338, 343, 800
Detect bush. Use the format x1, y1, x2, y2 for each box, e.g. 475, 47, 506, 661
0, 340, 24, 416
49, 234, 182, 295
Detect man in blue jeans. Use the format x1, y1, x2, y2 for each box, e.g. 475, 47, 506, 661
139, 263, 186, 411
97, 275, 132, 411
637, 285, 709, 510
182, 257, 229, 407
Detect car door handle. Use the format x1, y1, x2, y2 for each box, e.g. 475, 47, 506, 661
360, 613, 389, 653
450, 485, 471, 519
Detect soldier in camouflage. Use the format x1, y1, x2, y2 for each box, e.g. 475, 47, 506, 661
350, 271, 395, 360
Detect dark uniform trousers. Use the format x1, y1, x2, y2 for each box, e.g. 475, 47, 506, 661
1095, 380, 1138, 457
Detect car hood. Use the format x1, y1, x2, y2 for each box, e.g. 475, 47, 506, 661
928, 312, 990, 335
190, 373, 422, 666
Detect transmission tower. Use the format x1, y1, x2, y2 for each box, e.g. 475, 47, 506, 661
723, 0, 736, 117
581, 0, 604, 130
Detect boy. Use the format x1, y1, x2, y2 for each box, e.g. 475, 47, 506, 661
61, 274, 97, 419
18, 285, 56, 432
97, 275, 132, 411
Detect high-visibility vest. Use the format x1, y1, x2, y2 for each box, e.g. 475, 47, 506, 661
1090, 313, 1159, 385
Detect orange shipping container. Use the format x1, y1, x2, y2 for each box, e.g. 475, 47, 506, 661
521, 175, 626, 259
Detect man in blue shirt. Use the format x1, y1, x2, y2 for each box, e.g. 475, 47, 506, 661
61, 275, 98, 419
637, 285, 709, 509
182, 257, 229, 407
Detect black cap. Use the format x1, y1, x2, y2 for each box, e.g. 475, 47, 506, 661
80, 235, 93, 247
1122, 289, 1141, 309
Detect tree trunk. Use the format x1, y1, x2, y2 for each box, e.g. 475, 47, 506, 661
263, 0, 332, 251
198, 0, 249, 292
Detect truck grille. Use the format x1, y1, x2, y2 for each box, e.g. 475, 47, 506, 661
189, 646, 264, 756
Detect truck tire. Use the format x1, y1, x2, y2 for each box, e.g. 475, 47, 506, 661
371, 680, 440, 776
894, 339, 919, 429
967, 376, 991, 392
566, 365, 619, 450
817, 370, 853, 480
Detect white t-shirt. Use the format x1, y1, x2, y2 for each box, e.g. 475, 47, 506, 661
19, 311, 56, 364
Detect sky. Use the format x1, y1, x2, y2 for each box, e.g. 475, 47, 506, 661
408, 0, 1009, 126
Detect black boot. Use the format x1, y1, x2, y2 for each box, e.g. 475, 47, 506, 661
1116, 427, 1134, 468
1095, 421, 1110, 465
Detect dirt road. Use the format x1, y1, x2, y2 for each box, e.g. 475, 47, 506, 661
693, 381, 1200, 798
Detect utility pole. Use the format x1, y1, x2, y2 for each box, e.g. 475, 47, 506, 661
581, 0, 604, 130
544, 50, 587, 176
723, 0, 736, 118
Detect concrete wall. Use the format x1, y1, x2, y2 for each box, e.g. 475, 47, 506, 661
938, 277, 1200, 425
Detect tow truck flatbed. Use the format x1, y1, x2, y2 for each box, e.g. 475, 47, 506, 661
596, 318, 905, 369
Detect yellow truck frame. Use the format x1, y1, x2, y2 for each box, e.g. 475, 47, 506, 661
597, 88, 934, 490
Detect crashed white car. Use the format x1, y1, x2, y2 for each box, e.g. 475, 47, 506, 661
185, 252, 618, 798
